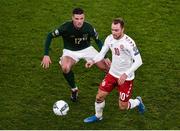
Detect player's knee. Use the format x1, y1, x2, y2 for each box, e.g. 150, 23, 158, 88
119, 105, 126, 110
119, 102, 128, 110
96, 95, 105, 103
95, 61, 106, 72
61, 65, 71, 73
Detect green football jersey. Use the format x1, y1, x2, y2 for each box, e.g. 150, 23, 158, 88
52, 21, 100, 51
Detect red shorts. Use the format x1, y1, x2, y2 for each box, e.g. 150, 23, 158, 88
99, 73, 133, 102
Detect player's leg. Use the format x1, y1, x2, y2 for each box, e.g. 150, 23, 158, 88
60, 56, 76, 87
84, 73, 116, 123
95, 59, 110, 73
84, 89, 108, 123
95, 89, 108, 118
83, 46, 110, 73
60, 49, 79, 102
118, 80, 145, 113
119, 97, 145, 113
118, 80, 133, 110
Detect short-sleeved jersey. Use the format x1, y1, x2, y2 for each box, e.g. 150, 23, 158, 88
93, 34, 142, 80
52, 21, 98, 51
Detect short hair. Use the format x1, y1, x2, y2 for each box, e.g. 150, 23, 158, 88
112, 18, 124, 28
72, 8, 84, 15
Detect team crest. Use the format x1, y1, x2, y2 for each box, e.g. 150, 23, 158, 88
120, 44, 124, 49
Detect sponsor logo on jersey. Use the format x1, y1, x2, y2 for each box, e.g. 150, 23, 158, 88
94, 28, 99, 39
55, 29, 59, 35
133, 46, 139, 55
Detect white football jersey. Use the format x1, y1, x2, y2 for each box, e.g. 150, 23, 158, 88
93, 34, 142, 80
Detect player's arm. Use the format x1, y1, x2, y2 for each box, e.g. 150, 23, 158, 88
86, 38, 109, 68
89, 26, 103, 49
125, 44, 143, 76
41, 26, 63, 69
90, 26, 111, 66
44, 29, 62, 55
118, 43, 142, 85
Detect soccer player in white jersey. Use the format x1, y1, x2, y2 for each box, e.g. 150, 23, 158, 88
84, 18, 145, 123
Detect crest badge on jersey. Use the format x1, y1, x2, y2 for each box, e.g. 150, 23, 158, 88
120, 44, 124, 49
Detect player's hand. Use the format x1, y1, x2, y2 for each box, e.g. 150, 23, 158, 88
41, 55, 52, 69
104, 58, 111, 68
85, 60, 95, 68
118, 73, 127, 85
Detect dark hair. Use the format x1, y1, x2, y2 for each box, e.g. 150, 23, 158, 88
112, 18, 124, 28
72, 8, 84, 15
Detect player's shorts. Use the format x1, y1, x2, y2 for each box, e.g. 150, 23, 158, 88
59, 46, 99, 64
99, 73, 133, 102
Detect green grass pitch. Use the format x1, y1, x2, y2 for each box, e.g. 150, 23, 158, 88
0, 0, 179, 129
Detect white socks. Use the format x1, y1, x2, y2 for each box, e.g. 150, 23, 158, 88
95, 101, 105, 118
71, 87, 78, 92
94, 98, 140, 117
128, 98, 140, 109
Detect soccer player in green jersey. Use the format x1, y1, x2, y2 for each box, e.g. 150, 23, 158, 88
41, 8, 111, 102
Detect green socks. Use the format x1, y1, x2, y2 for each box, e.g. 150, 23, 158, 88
63, 70, 76, 89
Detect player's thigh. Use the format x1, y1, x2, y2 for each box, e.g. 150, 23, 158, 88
60, 56, 76, 72
61, 56, 76, 66
118, 80, 133, 102
119, 100, 128, 110
82, 46, 99, 61
96, 73, 117, 101
95, 59, 108, 71
59, 49, 79, 65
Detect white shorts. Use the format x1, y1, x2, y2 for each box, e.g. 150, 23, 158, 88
59, 46, 99, 64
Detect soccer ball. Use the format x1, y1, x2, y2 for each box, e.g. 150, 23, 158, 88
53, 100, 69, 116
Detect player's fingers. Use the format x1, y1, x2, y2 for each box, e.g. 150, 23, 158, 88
49, 59, 52, 64
45, 63, 49, 69
87, 63, 92, 68
85, 63, 89, 68
118, 79, 123, 85
41, 61, 43, 66
42, 63, 45, 68
107, 60, 111, 67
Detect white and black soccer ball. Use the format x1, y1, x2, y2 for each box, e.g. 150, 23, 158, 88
53, 100, 69, 116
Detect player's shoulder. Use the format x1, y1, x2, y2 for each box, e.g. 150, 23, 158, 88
84, 21, 93, 26
83, 21, 94, 29
59, 20, 72, 28
105, 34, 114, 42
123, 34, 136, 46
104, 34, 114, 45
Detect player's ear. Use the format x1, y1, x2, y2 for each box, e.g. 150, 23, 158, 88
122, 27, 124, 32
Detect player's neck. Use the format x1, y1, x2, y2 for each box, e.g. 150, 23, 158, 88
73, 22, 83, 30
116, 33, 124, 40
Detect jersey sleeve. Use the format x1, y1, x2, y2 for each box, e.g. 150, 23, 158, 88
44, 24, 65, 55
93, 36, 110, 63
124, 42, 143, 76
89, 25, 103, 49
51, 24, 65, 37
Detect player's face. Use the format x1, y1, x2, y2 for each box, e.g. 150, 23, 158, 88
111, 23, 124, 39
72, 14, 85, 29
